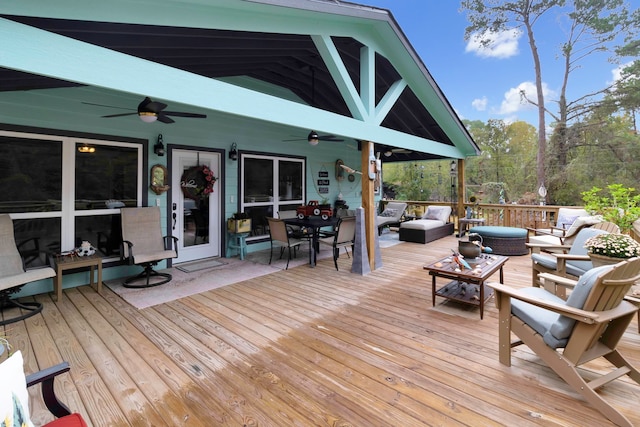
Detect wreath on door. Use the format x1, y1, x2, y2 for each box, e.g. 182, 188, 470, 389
180, 165, 217, 201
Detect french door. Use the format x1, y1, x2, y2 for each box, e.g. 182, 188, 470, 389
170, 149, 221, 263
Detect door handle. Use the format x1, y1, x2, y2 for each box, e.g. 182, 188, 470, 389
172, 212, 177, 230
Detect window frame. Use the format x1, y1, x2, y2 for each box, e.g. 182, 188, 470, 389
0, 126, 146, 260
240, 152, 306, 240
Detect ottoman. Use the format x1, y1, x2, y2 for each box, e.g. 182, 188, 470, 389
468, 226, 528, 256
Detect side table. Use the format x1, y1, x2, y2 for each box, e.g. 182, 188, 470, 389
227, 232, 249, 260
54, 254, 102, 301
458, 218, 486, 237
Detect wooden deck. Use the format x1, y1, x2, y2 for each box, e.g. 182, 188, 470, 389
3, 235, 639, 426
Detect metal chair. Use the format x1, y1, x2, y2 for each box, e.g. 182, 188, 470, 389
0, 214, 55, 326
318, 216, 356, 270
120, 207, 178, 288
266, 217, 303, 270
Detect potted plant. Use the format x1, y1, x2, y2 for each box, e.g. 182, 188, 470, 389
584, 232, 640, 267
227, 212, 251, 234
582, 184, 640, 233
319, 197, 331, 208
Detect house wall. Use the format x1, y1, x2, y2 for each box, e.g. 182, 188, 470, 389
3, 96, 363, 297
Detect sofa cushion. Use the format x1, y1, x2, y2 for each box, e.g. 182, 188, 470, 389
422, 206, 451, 224
401, 219, 445, 231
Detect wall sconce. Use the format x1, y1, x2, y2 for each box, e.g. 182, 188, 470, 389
77, 143, 96, 153
229, 142, 238, 161
154, 134, 165, 156
307, 130, 319, 146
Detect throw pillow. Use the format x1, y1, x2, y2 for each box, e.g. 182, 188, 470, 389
0, 350, 35, 427
556, 215, 578, 229
379, 208, 397, 218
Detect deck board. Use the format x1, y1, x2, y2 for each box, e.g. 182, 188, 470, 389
2, 234, 639, 426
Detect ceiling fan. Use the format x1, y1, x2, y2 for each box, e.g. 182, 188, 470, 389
83, 97, 207, 124
282, 130, 344, 146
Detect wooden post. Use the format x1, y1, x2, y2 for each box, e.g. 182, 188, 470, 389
361, 141, 376, 270
457, 158, 465, 219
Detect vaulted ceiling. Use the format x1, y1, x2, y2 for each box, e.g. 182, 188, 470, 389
0, 13, 466, 161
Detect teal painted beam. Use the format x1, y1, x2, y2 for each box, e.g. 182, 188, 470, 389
0, 18, 466, 159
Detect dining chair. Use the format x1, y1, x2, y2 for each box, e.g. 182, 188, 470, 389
318, 216, 356, 270
266, 217, 304, 270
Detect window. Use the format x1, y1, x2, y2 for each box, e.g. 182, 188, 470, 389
241, 154, 305, 239
0, 131, 144, 265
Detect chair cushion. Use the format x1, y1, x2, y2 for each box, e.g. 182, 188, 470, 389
0, 350, 35, 427
45, 413, 88, 427
379, 208, 397, 218
549, 265, 614, 342
512, 265, 613, 348
530, 253, 590, 278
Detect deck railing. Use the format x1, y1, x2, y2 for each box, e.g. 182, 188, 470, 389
383, 200, 583, 231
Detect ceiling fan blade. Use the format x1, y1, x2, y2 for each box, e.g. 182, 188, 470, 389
163, 111, 207, 118
82, 101, 130, 110
102, 112, 138, 118
157, 114, 175, 124
318, 135, 344, 141
138, 97, 167, 114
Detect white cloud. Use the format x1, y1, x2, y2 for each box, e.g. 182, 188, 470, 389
465, 29, 522, 59
471, 97, 488, 111
610, 61, 633, 84
498, 81, 556, 114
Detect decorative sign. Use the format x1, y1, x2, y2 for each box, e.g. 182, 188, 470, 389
318, 170, 329, 178
317, 179, 330, 186
318, 187, 329, 194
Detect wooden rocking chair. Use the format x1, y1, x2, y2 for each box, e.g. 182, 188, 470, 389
489, 258, 640, 426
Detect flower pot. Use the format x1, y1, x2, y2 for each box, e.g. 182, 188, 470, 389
588, 252, 627, 268
227, 218, 251, 234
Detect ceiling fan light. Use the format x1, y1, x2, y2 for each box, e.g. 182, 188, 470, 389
139, 112, 158, 123
307, 130, 319, 146
384, 150, 392, 157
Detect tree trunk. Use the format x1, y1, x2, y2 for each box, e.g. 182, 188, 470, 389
524, 18, 547, 201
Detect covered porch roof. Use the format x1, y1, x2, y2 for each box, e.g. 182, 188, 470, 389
0, 0, 479, 161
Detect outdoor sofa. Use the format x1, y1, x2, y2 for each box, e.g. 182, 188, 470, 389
399, 205, 454, 244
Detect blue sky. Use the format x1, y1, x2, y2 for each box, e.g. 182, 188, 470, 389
360, 0, 631, 127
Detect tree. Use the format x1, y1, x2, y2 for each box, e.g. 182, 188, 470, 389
461, 0, 638, 202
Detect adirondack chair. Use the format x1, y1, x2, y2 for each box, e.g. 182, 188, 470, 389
529, 227, 611, 293
489, 258, 640, 427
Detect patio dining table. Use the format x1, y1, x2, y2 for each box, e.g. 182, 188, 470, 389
284, 216, 339, 267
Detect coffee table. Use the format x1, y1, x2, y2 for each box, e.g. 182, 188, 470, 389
424, 254, 508, 319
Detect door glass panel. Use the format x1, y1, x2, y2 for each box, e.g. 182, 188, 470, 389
183, 197, 209, 247
279, 161, 303, 201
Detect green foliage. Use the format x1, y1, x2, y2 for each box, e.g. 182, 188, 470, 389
581, 184, 640, 232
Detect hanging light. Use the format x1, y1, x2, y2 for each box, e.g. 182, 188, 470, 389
307, 130, 319, 146
154, 134, 165, 156
229, 142, 238, 161
77, 143, 95, 153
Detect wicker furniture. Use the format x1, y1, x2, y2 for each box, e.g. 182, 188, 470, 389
468, 226, 528, 256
